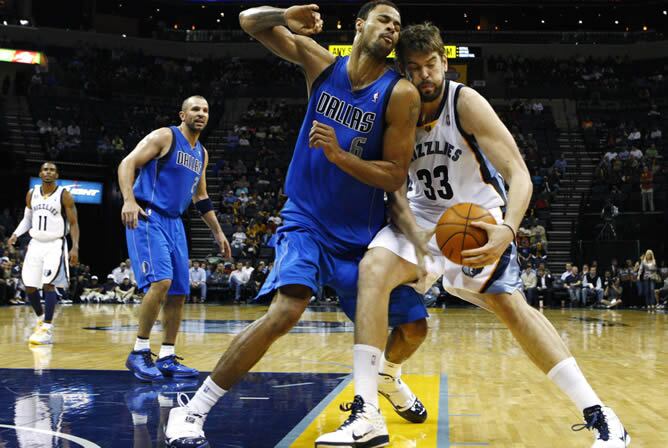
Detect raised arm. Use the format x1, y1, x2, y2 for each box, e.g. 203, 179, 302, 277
457, 87, 533, 268
117, 127, 172, 229
192, 148, 231, 258
309, 79, 420, 192
62, 190, 80, 265
239, 4, 333, 87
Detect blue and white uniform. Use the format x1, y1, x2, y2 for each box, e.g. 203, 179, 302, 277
126, 126, 204, 295
258, 56, 428, 326
369, 81, 522, 295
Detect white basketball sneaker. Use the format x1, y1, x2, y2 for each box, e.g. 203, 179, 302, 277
314, 395, 389, 448
28, 324, 53, 345
572, 405, 631, 447
378, 373, 427, 423
164, 394, 210, 448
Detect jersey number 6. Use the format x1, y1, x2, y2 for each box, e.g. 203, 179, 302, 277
416, 166, 454, 200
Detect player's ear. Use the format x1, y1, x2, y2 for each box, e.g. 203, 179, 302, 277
355, 17, 364, 34
179, 110, 185, 122
441, 53, 448, 72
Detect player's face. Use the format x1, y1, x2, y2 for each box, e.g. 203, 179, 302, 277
356, 5, 401, 59
403, 51, 448, 103
180, 99, 209, 133
39, 163, 58, 184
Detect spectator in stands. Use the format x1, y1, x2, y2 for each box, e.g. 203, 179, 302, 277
229, 262, 250, 304
80, 276, 101, 302
582, 266, 604, 306
608, 258, 620, 278
565, 265, 583, 306
232, 226, 247, 247
1, 257, 19, 305
111, 261, 133, 285
648, 125, 662, 142
619, 259, 636, 307
115, 276, 137, 304
521, 266, 538, 307
247, 261, 269, 298
112, 135, 125, 154
639, 250, 658, 311
535, 265, 553, 309
189, 260, 207, 303
553, 153, 567, 175
627, 127, 641, 144
640, 165, 654, 212
207, 263, 231, 301
602, 277, 623, 309
529, 242, 548, 268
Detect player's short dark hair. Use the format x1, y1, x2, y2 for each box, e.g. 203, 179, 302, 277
41, 161, 58, 172
181, 95, 208, 111
396, 22, 445, 66
356, 0, 400, 20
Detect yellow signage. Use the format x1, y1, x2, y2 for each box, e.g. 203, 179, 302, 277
327, 45, 472, 59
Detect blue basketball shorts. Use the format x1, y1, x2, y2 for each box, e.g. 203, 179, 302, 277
256, 224, 428, 327
126, 209, 189, 295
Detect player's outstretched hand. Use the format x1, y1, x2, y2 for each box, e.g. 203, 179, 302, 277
7, 234, 17, 246
309, 120, 343, 163
215, 231, 232, 258
285, 4, 323, 36
121, 200, 147, 229
460, 221, 514, 268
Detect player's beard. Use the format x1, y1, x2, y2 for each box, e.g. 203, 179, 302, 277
419, 80, 444, 103
186, 119, 205, 134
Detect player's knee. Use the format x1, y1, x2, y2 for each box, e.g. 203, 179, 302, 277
267, 305, 302, 336
149, 279, 171, 295
399, 319, 428, 344
488, 293, 525, 321
358, 251, 391, 287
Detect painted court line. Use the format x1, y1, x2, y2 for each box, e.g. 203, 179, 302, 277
0, 424, 101, 448
437, 374, 450, 448
239, 396, 270, 400
275, 374, 352, 448
272, 382, 315, 389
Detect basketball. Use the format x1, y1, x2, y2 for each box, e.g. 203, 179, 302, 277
435, 203, 497, 265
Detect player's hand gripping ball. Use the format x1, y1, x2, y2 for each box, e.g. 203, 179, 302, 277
435, 203, 497, 265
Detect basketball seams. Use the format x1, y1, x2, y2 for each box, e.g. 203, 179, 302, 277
436, 202, 495, 265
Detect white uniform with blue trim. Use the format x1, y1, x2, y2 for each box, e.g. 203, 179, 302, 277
369, 81, 522, 295
22, 185, 69, 288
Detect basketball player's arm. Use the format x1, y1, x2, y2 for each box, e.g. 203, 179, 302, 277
63, 190, 80, 265
457, 88, 533, 268
192, 148, 231, 258
118, 128, 172, 229
8, 191, 33, 246
309, 80, 420, 191
239, 5, 333, 86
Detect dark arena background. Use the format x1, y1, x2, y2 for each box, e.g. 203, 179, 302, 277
0, 0, 666, 447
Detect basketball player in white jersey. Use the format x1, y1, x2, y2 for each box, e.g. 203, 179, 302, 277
8, 162, 80, 345
321, 24, 630, 447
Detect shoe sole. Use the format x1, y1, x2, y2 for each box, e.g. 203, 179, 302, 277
126, 363, 164, 382
315, 435, 389, 448
158, 370, 199, 378
165, 437, 210, 448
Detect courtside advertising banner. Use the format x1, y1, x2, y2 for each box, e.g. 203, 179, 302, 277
29, 177, 104, 204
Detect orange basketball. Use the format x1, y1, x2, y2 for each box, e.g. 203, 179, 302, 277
435, 203, 497, 265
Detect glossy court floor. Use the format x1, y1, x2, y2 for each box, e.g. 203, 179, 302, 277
0, 303, 666, 447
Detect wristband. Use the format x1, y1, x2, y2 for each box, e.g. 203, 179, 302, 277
501, 223, 516, 241
195, 198, 214, 215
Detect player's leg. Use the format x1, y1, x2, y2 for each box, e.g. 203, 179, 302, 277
125, 215, 173, 381
22, 240, 45, 329
165, 229, 320, 447
453, 286, 629, 447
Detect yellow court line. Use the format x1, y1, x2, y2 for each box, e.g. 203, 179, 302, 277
291, 374, 441, 447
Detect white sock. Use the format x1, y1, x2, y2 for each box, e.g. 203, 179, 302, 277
36, 314, 44, 323
187, 376, 226, 415
547, 357, 603, 411
131, 413, 148, 425
353, 344, 382, 408
159, 344, 175, 359
134, 337, 150, 352
379, 353, 402, 379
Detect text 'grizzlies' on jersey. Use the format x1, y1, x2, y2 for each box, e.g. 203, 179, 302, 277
133, 126, 204, 217
282, 56, 401, 254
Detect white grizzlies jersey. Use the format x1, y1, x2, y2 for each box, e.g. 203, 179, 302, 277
407, 80, 507, 223
29, 185, 67, 242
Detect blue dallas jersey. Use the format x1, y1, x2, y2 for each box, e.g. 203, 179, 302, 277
133, 126, 204, 217
283, 56, 401, 255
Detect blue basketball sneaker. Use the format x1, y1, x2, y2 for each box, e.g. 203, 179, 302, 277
126, 349, 164, 382
156, 355, 199, 378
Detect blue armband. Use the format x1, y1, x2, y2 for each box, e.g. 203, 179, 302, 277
195, 198, 214, 215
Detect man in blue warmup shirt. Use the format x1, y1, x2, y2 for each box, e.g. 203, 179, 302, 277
165, 3, 424, 447
118, 95, 231, 382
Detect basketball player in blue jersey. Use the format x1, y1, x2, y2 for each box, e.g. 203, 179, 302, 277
164, 2, 425, 447
324, 23, 629, 447
118, 95, 231, 382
